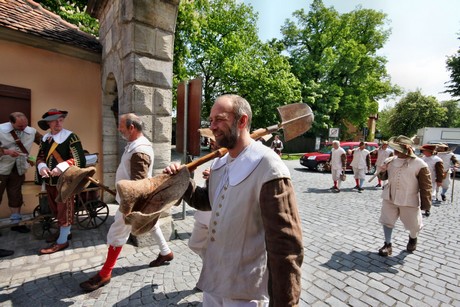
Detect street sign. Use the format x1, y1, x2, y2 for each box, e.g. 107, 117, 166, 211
329, 128, 339, 138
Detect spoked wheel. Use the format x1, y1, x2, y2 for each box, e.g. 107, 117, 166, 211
32, 205, 58, 240
76, 200, 109, 229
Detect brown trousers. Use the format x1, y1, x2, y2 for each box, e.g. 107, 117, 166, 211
45, 184, 74, 227
0, 165, 25, 208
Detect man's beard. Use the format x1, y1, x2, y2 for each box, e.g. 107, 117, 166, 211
217, 124, 238, 149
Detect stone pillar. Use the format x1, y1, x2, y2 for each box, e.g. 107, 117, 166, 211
87, 0, 180, 245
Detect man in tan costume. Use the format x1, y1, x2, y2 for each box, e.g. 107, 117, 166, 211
164, 94, 303, 306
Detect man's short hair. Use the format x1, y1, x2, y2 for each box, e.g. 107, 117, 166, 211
9, 112, 26, 124
123, 113, 143, 132
332, 140, 340, 146
220, 94, 252, 131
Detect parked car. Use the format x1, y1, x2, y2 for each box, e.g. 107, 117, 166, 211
300, 141, 379, 173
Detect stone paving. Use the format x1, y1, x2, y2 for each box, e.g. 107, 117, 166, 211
1, 157, 460, 306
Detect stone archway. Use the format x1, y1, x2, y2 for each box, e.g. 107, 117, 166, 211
101, 72, 119, 201
88, 0, 180, 201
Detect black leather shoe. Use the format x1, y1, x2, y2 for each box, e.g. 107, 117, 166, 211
11, 225, 31, 233
0, 249, 14, 258
407, 236, 417, 253
378, 242, 392, 257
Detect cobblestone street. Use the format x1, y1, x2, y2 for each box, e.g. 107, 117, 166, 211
1, 158, 460, 306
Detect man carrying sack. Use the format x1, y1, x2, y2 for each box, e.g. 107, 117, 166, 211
164, 94, 303, 306
35, 109, 86, 254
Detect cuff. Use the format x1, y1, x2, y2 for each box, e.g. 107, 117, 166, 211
57, 161, 70, 172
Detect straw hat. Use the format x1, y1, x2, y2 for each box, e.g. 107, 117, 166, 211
388, 135, 417, 158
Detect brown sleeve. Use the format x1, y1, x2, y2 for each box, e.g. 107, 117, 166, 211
341, 153, 346, 166
182, 179, 212, 211
418, 167, 432, 211
130, 152, 151, 180
435, 161, 444, 183
34, 131, 43, 145
260, 178, 303, 307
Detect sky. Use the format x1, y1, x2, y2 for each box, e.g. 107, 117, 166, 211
241, 0, 460, 109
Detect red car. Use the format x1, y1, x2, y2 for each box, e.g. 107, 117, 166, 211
300, 141, 378, 173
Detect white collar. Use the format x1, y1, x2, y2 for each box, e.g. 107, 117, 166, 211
0, 122, 34, 134
42, 129, 72, 144
211, 140, 269, 186
125, 135, 150, 152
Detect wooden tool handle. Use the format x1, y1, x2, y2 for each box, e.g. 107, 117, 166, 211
87, 176, 117, 196
185, 127, 280, 172
186, 147, 228, 172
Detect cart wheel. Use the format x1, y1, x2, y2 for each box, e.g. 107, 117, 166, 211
33, 205, 41, 217
32, 215, 58, 240
76, 200, 109, 229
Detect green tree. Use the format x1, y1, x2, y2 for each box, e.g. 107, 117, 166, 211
174, 0, 301, 127
375, 106, 396, 140
388, 90, 446, 137
441, 99, 460, 127
281, 0, 399, 138
446, 35, 460, 98
37, 0, 99, 36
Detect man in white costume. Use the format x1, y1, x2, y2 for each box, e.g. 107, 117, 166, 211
374, 141, 393, 188
420, 144, 443, 215
328, 140, 346, 192
80, 113, 173, 292
164, 94, 303, 306
350, 141, 371, 192
436, 143, 458, 201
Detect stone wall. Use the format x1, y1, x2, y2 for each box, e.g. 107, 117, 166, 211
92, 0, 180, 202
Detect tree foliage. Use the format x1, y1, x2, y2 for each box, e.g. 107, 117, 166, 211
281, 0, 400, 137
174, 0, 301, 128
440, 100, 460, 127
375, 106, 395, 140
387, 90, 446, 137
446, 36, 460, 98
36, 0, 99, 36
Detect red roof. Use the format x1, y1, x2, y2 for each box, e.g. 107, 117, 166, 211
0, 0, 101, 53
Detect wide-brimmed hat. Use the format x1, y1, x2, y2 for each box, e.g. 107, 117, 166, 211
419, 144, 437, 153
436, 143, 449, 150
55, 166, 97, 202
38, 109, 68, 130
388, 135, 417, 158
117, 167, 191, 236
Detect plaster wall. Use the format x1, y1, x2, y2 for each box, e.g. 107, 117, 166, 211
0, 40, 102, 218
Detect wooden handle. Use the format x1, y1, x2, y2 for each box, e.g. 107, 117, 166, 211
185, 128, 279, 172
186, 147, 228, 172
87, 176, 117, 196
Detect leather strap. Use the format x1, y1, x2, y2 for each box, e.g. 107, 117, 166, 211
10, 130, 35, 166
9, 130, 28, 155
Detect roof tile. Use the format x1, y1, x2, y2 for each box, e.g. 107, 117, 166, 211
0, 0, 101, 53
